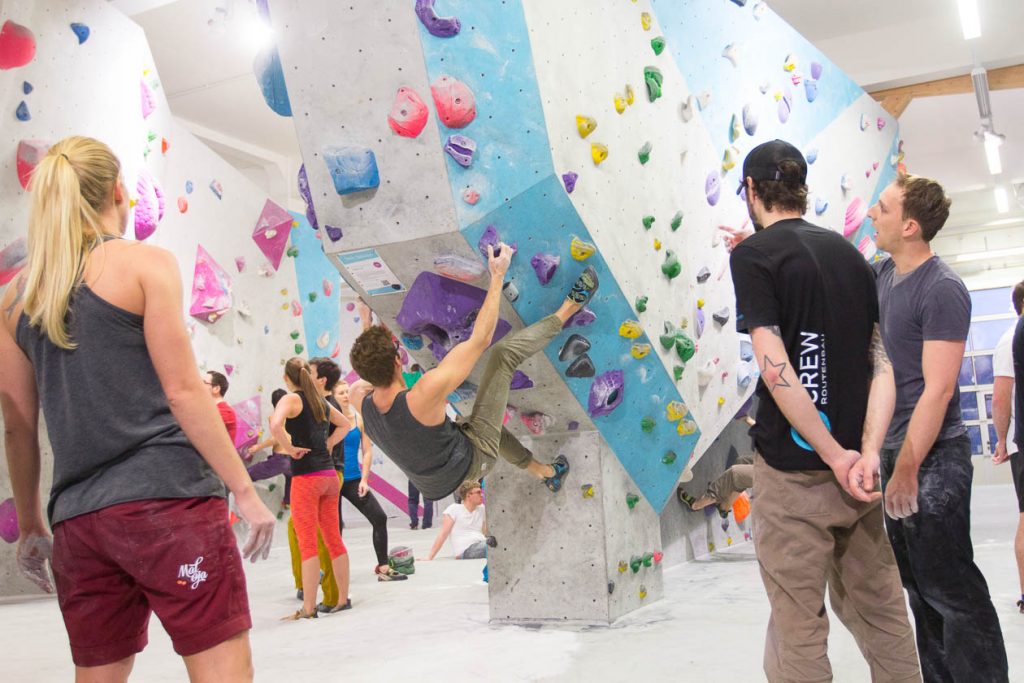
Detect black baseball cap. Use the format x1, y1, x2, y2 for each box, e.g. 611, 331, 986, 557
736, 139, 808, 194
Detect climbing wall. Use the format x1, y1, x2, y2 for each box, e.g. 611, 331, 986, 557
268, 0, 898, 622
0, 0, 307, 595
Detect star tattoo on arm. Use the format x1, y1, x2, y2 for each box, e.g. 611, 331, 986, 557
762, 355, 791, 392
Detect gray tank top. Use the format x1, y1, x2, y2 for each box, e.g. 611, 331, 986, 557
16, 285, 224, 525
361, 391, 472, 499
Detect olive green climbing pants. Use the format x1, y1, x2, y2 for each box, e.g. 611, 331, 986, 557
705, 453, 754, 506
752, 453, 921, 683
461, 314, 563, 481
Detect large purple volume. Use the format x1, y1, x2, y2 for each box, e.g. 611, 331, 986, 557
588, 370, 624, 418
396, 272, 511, 361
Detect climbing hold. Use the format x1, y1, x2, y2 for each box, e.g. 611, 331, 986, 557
134, 170, 166, 241
576, 115, 597, 138
430, 75, 473, 127
642, 552, 654, 567
185, 180, 194, 195
618, 560, 628, 573
562, 171, 578, 193
877, 117, 886, 131
661, 250, 681, 279
705, 172, 721, 206
613, 93, 626, 114
69, 22, 90, 44
387, 87, 429, 137
415, 0, 460, 37
530, 252, 560, 285
697, 361, 715, 387
289, 330, 300, 340
677, 419, 698, 436
805, 79, 819, 103
635, 295, 648, 313
189, 245, 233, 323
502, 281, 519, 303
626, 494, 640, 511
324, 225, 343, 242
737, 364, 754, 388
631, 343, 651, 359
718, 396, 726, 407
739, 339, 754, 362
660, 321, 681, 350
814, 197, 829, 215
0, 21, 36, 70
641, 416, 656, 433
805, 148, 819, 165
252, 199, 294, 270
844, 197, 867, 237
21, 81, 31, 95
662, 450, 677, 464
722, 146, 739, 172
752, 1, 767, 19
675, 334, 696, 363
477, 224, 517, 259
651, 36, 665, 56
400, 333, 423, 351
640, 12, 651, 30
712, 307, 731, 325
177, 197, 188, 214
860, 113, 871, 131
520, 412, 554, 436
564, 306, 597, 328
697, 298, 705, 309
696, 266, 711, 283
566, 354, 596, 378
840, 173, 853, 193
666, 400, 687, 421
670, 211, 683, 231
0, 497, 19, 543
590, 142, 608, 165
588, 370, 624, 417
695, 309, 705, 338
642, 215, 655, 230
618, 320, 642, 339
581, 484, 595, 499
15, 139, 48, 189
558, 333, 591, 361
233, 257, 246, 273
680, 96, 694, 123
653, 239, 662, 251
306, 292, 317, 303
291, 300, 303, 317
15, 101, 29, 121
293, 343, 304, 354
783, 53, 797, 72
570, 236, 596, 261
461, 187, 480, 205
140, 79, 156, 119
741, 103, 759, 137
696, 90, 712, 110
728, 114, 742, 144
643, 66, 663, 102
638, 141, 652, 165
444, 134, 477, 167
778, 87, 793, 123
625, 84, 635, 105
324, 146, 380, 194
434, 253, 486, 282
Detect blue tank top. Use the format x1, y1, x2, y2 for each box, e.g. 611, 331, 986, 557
342, 423, 362, 481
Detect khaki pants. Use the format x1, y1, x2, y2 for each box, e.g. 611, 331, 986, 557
753, 454, 920, 683
462, 314, 563, 481
706, 453, 754, 505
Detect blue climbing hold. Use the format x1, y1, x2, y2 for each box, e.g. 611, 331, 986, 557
70, 22, 90, 44
323, 146, 380, 196
185, 180, 194, 194
253, 46, 292, 117
22, 81, 32, 95
15, 101, 30, 122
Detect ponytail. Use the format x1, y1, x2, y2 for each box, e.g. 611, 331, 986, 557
285, 356, 327, 423
24, 137, 121, 349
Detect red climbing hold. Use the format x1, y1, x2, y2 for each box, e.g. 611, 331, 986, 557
0, 21, 36, 70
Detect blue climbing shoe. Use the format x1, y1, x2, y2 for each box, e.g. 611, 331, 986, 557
543, 455, 570, 493
567, 266, 599, 304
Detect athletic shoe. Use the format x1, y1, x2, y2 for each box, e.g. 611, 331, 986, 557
543, 455, 570, 492
409, 521, 419, 530
1017, 598, 1023, 614
327, 599, 352, 613
376, 566, 409, 582
567, 266, 599, 305
677, 487, 696, 507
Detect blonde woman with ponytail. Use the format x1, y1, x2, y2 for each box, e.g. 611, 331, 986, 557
271, 356, 354, 619
0, 136, 275, 682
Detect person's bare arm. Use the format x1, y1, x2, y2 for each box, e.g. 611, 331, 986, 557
849, 324, 894, 501
324, 402, 352, 452
424, 514, 456, 560
992, 375, 1013, 465
358, 415, 374, 496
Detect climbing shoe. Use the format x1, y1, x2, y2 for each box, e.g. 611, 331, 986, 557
567, 266, 599, 305
677, 486, 696, 507
376, 566, 408, 582
543, 455, 570, 493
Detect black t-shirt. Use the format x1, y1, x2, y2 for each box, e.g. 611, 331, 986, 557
1013, 315, 1024, 451
285, 390, 334, 476
729, 218, 878, 471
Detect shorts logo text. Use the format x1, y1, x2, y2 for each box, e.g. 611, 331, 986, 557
177, 556, 208, 590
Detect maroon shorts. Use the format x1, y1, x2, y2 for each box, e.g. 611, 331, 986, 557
51, 497, 251, 667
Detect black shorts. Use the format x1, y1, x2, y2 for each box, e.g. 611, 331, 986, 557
1011, 451, 1024, 513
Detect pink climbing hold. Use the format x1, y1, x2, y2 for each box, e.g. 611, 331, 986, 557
0, 21, 36, 70
844, 197, 867, 237
520, 412, 553, 436
323, 278, 333, 297
224, 364, 234, 376
431, 75, 476, 129
177, 196, 188, 213
231, 395, 261, 453
0, 497, 18, 543
291, 300, 303, 317
134, 170, 165, 241
877, 118, 886, 131
235, 256, 246, 272
331, 341, 342, 359
189, 245, 233, 323
16, 139, 48, 189
462, 188, 480, 205
140, 79, 156, 119
251, 199, 293, 271
0, 236, 28, 285
387, 87, 429, 138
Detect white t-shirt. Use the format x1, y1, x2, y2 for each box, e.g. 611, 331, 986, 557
443, 502, 486, 557
993, 325, 1018, 454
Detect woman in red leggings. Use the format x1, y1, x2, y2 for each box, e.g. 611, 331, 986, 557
271, 357, 353, 619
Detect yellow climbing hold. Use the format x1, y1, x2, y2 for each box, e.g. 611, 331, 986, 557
280, 288, 289, 296
677, 418, 698, 436
618, 560, 628, 573
590, 142, 608, 165
630, 343, 652, 359
697, 298, 705, 308
625, 84, 635, 105
653, 239, 662, 251
722, 146, 739, 172
619, 320, 643, 339
576, 115, 597, 138
666, 400, 687, 422
640, 12, 651, 30
582, 484, 595, 498
718, 396, 726, 407
614, 93, 627, 114
570, 236, 596, 261
783, 53, 797, 72
639, 585, 648, 599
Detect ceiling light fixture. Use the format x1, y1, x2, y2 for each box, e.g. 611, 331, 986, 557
983, 131, 1004, 175
994, 186, 1010, 214
958, 0, 981, 40
956, 244, 1024, 264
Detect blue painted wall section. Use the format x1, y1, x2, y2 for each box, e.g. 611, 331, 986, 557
290, 211, 342, 362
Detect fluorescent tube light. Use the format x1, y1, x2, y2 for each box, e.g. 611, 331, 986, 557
984, 132, 1003, 175
994, 186, 1009, 214
958, 0, 981, 39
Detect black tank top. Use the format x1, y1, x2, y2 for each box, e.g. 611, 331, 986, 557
285, 390, 334, 476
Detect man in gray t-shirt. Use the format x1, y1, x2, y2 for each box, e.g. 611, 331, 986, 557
859, 174, 1007, 682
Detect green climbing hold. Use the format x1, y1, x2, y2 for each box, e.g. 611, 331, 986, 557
642, 215, 656, 230
660, 321, 680, 350
638, 141, 652, 165
626, 492, 640, 510
673, 365, 684, 381
644, 66, 663, 102
641, 416, 656, 433
675, 334, 696, 362
268, 483, 277, 491
662, 450, 677, 464
286, 246, 299, 258
630, 555, 642, 573
635, 295, 648, 313
308, 292, 318, 302
670, 211, 683, 231
642, 552, 654, 567
661, 250, 681, 279
294, 343, 304, 354
651, 36, 666, 56
290, 330, 300, 340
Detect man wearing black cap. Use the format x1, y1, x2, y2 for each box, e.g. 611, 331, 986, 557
729, 140, 919, 682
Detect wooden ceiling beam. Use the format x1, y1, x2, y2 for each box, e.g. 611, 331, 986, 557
868, 63, 1024, 118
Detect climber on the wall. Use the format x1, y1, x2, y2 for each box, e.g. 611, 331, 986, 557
348, 242, 599, 504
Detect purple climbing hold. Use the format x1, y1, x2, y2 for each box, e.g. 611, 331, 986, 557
705, 172, 721, 206
444, 134, 476, 167
588, 370, 624, 418
567, 421, 580, 431
695, 308, 705, 338
396, 272, 511, 362
810, 61, 823, 80
530, 252, 560, 285
477, 225, 517, 259
563, 306, 597, 328
559, 333, 591, 361
324, 225, 343, 242
297, 164, 319, 231
510, 370, 534, 390
415, 0, 461, 38
778, 87, 793, 123
562, 171, 578, 194
567, 354, 596, 378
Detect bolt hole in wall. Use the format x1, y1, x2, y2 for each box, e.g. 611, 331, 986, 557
958, 286, 1017, 457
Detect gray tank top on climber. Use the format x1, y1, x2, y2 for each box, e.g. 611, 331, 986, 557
16, 285, 224, 525
361, 391, 473, 499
